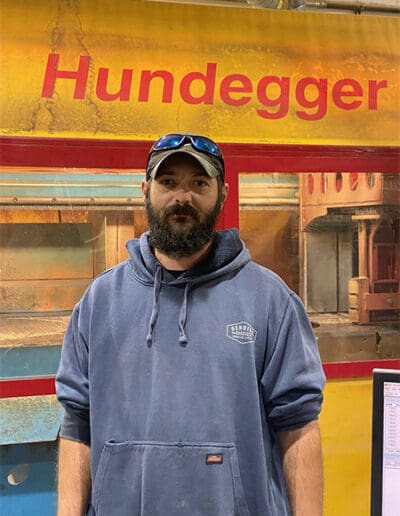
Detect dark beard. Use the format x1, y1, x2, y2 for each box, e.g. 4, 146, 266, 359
145, 194, 222, 258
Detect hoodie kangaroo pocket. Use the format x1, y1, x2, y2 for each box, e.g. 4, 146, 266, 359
92, 440, 250, 516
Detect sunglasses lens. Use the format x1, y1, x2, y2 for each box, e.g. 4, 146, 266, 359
192, 137, 221, 158
152, 134, 185, 151
150, 133, 223, 175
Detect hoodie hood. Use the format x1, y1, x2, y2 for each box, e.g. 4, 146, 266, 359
126, 229, 251, 347
126, 228, 250, 287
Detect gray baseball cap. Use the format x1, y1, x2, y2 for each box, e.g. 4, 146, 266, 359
146, 143, 224, 181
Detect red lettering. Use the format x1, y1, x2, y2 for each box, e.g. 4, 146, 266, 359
138, 70, 174, 102
41, 54, 387, 123
332, 79, 363, 110
96, 68, 133, 101
256, 76, 290, 119
368, 80, 387, 109
179, 63, 217, 105
296, 78, 328, 121
41, 54, 90, 99
220, 74, 252, 106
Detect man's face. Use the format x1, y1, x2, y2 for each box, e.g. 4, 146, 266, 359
142, 153, 227, 258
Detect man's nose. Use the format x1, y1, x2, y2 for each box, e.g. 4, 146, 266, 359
174, 186, 193, 204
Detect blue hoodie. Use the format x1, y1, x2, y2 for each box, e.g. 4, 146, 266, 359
56, 229, 325, 516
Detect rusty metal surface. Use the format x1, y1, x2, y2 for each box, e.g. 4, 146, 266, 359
0, 314, 70, 347
0, 223, 93, 280
0, 278, 90, 313
240, 209, 299, 293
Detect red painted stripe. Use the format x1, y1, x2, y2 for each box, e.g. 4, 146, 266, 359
1, 359, 399, 398
1, 136, 399, 172
0, 377, 56, 398
323, 359, 400, 379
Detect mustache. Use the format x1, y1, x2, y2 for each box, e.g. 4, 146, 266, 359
163, 203, 200, 221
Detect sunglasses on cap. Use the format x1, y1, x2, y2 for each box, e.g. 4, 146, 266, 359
151, 133, 222, 157
147, 133, 224, 178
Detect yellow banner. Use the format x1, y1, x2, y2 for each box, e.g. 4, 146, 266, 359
1, 0, 399, 145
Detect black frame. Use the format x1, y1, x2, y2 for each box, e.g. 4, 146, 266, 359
371, 368, 400, 516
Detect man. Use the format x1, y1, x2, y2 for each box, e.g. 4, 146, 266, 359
56, 133, 326, 516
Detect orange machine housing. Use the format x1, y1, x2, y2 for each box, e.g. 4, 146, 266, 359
300, 172, 400, 323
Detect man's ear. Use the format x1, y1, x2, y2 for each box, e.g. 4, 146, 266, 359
219, 182, 229, 211
142, 179, 149, 200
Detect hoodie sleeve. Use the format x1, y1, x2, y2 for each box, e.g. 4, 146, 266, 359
56, 303, 91, 444
261, 292, 326, 433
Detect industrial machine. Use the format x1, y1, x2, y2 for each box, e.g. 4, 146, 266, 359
300, 172, 400, 323
0, 167, 145, 514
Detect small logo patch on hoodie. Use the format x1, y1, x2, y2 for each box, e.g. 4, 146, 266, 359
226, 321, 257, 344
206, 453, 223, 465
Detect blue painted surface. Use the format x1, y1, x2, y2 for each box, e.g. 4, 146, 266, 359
0, 339, 64, 445
0, 185, 142, 198
0, 345, 62, 379
240, 174, 299, 184
0, 172, 144, 199
0, 396, 64, 445
0, 172, 145, 182
0, 442, 58, 516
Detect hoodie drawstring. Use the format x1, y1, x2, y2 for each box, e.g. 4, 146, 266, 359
146, 267, 162, 348
178, 283, 190, 348
146, 268, 191, 348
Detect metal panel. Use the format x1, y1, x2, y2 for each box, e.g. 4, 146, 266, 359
0, 278, 90, 313
0, 395, 63, 445
338, 231, 353, 312
239, 173, 299, 206
365, 292, 400, 310
0, 346, 61, 379
0, 314, 69, 347
0, 171, 143, 204
0, 442, 58, 516
306, 231, 338, 312
239, 208, 299, 292
0, 223, 93, 280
